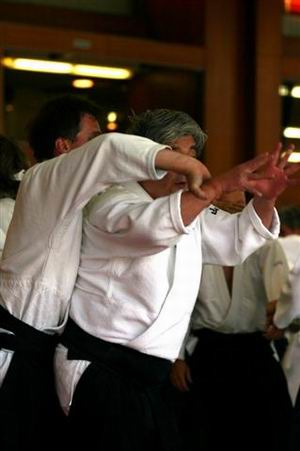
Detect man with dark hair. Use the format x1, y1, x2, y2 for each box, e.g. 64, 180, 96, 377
0, 100, 210, 451
28, 94, 101, 161
55, 108, 300, 451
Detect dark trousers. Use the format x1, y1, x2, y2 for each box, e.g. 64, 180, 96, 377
0, 306, 66, 451
175, 329, 293, 451
290, 387, 300, 451
60, 318, 181, 451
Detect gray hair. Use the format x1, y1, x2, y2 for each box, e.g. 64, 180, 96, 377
127, 109, 207, 159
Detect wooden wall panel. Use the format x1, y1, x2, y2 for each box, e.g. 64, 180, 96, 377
204, 0, 250, 174
0, 22, 204, 70
255, 0, 282, 154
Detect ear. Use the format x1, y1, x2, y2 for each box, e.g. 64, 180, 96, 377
54, 137, 72, 157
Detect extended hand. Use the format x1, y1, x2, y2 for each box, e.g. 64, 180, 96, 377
245, 143, 300, 200
211, 143, 300, 199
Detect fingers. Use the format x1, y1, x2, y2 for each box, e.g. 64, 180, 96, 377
278, 149, 293, 169
186, 174, 209, 199
240, 180, 263, 197
284, 161, 300, 176
240, 152, 270, 173
270, 142, 282, 165
263, 324, 285, 341
190, 186, 208, 199
246, 173, 274, 181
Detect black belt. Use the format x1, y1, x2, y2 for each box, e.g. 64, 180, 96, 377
60, 317, 171, 385
60, 319, 180, 451
0, 305, 57, 353
191, 328, 268, 346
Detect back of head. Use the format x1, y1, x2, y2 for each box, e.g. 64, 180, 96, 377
0, 135, 28, 199
28, 94, 100, 162
279, 205, 300, 235
127, 109, 207, 160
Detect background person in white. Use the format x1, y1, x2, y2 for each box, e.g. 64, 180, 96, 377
55, 109, 300, 451
264, 205, 300, 451
170, 192, 293, 451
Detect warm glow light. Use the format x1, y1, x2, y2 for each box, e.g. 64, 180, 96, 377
283, 127, 300, 139
2, 57, 133, 80
2, 57, 71, 74
285, 0, 300, 14
107, 111, 117, 122
72, 79, 94, 89
107, 122, 118, 131
72, 64, 132, 79
289, 151, 300, 163
291, 86, 300, 98
279, 85, 290, 96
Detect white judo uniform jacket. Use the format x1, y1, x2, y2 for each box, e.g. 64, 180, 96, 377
0, 133, 169, 384
54, 181, 280, 413
275, 235, 300, 405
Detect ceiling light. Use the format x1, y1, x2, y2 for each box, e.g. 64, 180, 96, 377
2, 57, 133, 80
107, 111, 117, 122
2, 57, 71, 74
73, 64, 132, 80
72, 79, 94, 89
283, 127, 300, 139
291, 86, 300, 98
279, 85, 289, 96
288, 152, 300, 163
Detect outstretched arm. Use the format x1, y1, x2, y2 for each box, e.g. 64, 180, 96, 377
179, 144, 300, 227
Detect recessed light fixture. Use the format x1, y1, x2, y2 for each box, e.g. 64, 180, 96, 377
72, 79, 94, 89
288, 151, 300, 163
107, 111, 117, 122
107, 122, 118, 131
279, 85, 290, 96
2, 57, 133, 80
2, 57, 71, 74
283, 127, 300, 139
291, 86, 300, 98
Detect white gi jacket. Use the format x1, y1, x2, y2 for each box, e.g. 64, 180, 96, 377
275, 235, 300, 405
275, 236, 300, 328
178, 239, 287, 358
55, 181, 280, 413
0, 133, 168, 384
0, 198, 15, 260
188, 240, 288, 333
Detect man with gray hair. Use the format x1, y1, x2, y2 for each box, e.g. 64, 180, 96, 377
127, 109, 206, 160
55, 108, 300, 451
